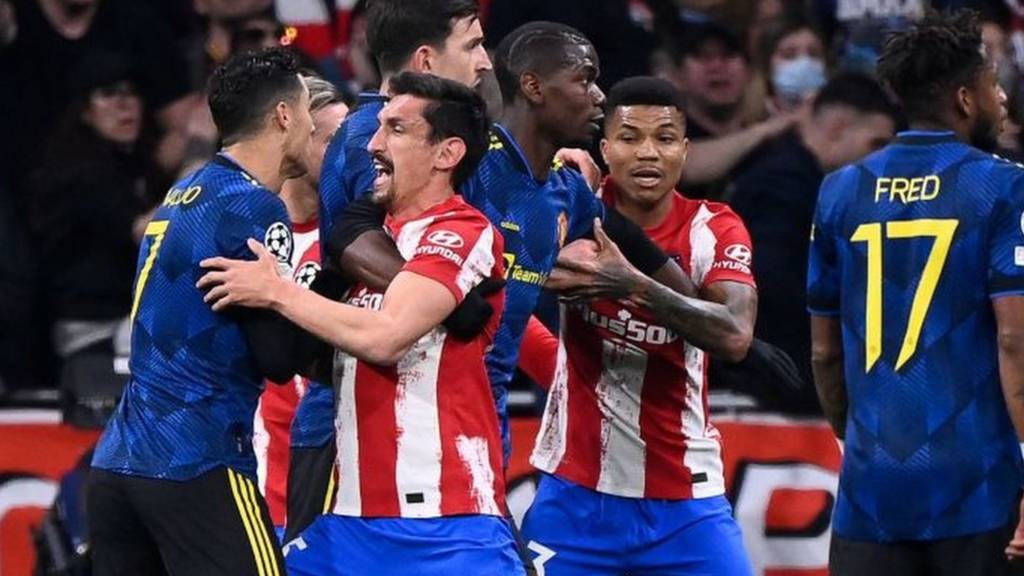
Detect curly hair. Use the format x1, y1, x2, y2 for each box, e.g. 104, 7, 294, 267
876, 10, 986, 123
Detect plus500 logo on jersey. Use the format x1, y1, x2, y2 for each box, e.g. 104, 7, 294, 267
573, 304, 678, 345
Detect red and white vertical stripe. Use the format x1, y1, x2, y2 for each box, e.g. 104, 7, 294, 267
531, 191, 754, 500
329, 198, 506, 518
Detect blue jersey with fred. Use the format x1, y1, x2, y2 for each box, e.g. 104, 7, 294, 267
807, 130, 1024, 541
93, 153, 293, 481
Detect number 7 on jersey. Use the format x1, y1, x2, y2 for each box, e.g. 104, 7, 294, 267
130, 220, 170, 321
851, 218, 958, 372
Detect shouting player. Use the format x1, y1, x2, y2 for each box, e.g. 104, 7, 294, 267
198, 72, 523, 575
87, 48, 312, 575
285, 0, 495, 540
518, 76, 756, 575
808, 10, 1024, 576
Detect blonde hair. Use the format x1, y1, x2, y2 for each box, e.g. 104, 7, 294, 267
302, 74, 344, 113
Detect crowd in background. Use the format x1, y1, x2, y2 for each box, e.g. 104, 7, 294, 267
1, 0, 1021, 416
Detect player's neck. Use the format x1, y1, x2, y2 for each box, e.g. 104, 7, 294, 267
502, 105, 558, 182
280, 177, 319, 224
611, 185, 674, 230
221, 142, 287, 193
389, 182, 454, 221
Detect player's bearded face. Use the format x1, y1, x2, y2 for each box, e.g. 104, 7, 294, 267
968, 64, 1007, 152
368, 96, 435, 207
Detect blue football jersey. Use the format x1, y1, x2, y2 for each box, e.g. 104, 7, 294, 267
462, 125, 605, 460
318, 92, 388, 244
290, 381, 335, 448
92, 153, 292, 481
807, 131, 1024, 541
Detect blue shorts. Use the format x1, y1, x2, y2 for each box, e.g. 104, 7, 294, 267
283, 514, 526, 576
520, 473, 753, 576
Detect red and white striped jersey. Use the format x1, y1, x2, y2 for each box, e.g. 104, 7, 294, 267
254, 218, 320, 526
530, 182, 756, 500
330, 196, 507, 519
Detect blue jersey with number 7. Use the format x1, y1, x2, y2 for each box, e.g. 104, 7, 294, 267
807, 130, 1024, 542
92, 153, 292, 482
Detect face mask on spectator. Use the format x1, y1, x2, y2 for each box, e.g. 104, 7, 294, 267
772, 55, 826, 102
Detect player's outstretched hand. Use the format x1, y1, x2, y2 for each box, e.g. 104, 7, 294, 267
555, 148, 602, 193
1005, 499, 1024, 561
546, 218, 641, 301
198, 238, 285, 311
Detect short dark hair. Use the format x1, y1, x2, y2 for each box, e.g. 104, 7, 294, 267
605, 76, 687, 123
208, 47, 303, 145
813, 73, 898, 120
389, 71, 490, 188
366, 0, 479, 76
494, 21, 594, 103
876, 9, 986, 124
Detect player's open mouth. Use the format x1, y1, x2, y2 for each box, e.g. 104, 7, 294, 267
588, 115, 604, 132
372, 155, 394, 191
630, 166, 663, 188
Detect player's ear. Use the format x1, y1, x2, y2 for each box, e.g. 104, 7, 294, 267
435, 136, 467, 173
520, 72, 544, 105
599, 137, 610, 165
410, 45, 433, 74
954, 85, 973, 119
680, 137, 690, 164
273, 101, 291, 132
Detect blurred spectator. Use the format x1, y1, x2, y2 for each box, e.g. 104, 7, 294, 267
982, 15, 1024, 155
0, 0, 194, 198
757, 13, 828, 115
729, 73, 896, 412
667, 19, 797, 197
484, 0, 659, 89
27, 52, 162, 416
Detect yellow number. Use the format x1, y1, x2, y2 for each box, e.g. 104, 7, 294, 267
130, 220, 170, 321
502, 252, 516, 279
851, 219, 958, 372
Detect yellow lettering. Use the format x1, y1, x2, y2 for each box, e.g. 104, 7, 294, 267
906, 177, 922, 202
889, 177, 909, 203
874, 177, 890, 202
875, 175, 941, 204
921, 175, 940, 200
181, 185, 202, 204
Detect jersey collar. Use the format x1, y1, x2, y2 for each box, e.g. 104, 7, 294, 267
491, 123, 537, 180
212, 152, 260, 185
893, 130, 960, 146
357, 92, 389, 108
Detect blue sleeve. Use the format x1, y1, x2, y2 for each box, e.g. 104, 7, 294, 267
989, 173, 1024, 298
807, 175, 842, 316
565, 171, 605, 242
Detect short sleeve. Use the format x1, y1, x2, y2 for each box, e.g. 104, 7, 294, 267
806, 179, 841, 316
988, 176, 1024, 298
704, 207, 757, 288
565, 170, 606, 242
402, 215, 501, 304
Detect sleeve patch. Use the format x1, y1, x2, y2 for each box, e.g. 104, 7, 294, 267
264, 221, 294, 263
